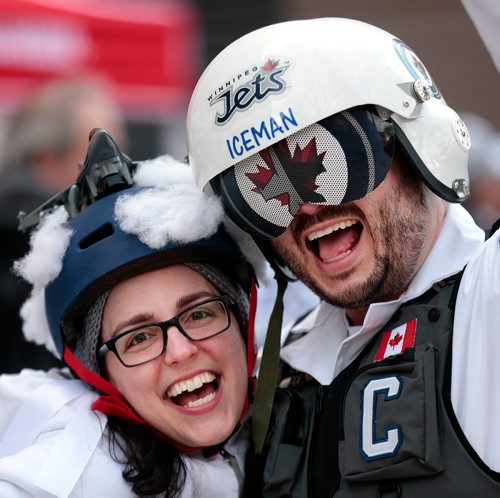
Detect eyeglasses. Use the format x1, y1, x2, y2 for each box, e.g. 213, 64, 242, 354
97, 295, 232, 367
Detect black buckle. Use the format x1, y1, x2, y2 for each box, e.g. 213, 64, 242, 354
17, 128, 136, 232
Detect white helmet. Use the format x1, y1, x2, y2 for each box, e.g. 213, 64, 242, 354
187, 18, 471, 240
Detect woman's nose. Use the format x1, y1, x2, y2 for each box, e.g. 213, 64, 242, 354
162, 327, 198, 365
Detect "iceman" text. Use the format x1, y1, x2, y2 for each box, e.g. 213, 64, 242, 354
225, 107, 298, 159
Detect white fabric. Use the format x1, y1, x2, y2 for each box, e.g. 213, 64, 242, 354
461, 0, 500, 73
0, 369, 249, 497
281, 204, 500, 471
181, 423, 250, 498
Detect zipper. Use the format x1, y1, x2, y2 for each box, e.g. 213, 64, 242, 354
220, 448, 244, 497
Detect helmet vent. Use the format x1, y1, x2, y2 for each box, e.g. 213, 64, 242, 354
79, 223, 115, 250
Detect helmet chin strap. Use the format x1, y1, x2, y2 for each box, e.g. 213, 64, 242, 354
251, 270, 288, 454
64, 345, 204, 453
247, 275, 258, 376
64, 345, 146, 426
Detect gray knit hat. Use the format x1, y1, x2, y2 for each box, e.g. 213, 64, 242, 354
75, 263, 250, 374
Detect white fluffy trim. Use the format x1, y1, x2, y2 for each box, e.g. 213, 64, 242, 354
13, 206, 72, 356
115, 157, 224, 248
20, 289, 59, 357
13, 206, 73, 287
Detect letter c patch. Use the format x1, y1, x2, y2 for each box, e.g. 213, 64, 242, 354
360, 374, 402, 460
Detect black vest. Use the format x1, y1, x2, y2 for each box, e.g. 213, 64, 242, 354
257, 273, 500, 497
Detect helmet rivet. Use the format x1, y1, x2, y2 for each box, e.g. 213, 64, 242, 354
452, 118, 471, 151
403, 100, 410, 108
413, 79, 431, 102
452, 178, 470, 200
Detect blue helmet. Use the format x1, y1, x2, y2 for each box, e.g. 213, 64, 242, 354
18, 129, 254, 358
45, 187, 252, 355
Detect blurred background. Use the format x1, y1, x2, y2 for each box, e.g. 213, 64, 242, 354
0, 0, 498, 372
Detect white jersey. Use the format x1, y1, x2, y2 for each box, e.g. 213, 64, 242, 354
0, 369, 249, 497
280, 204, 500, 472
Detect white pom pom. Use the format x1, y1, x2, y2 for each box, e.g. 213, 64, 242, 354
13, 206, 73, 287
19, 290, 60, 358
115, 157, 225, 248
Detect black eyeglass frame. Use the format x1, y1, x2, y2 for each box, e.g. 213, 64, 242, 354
97, 295, 232, 368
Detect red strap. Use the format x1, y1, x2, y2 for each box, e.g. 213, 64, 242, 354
64, 344, 200, 451
64, 346, 121, 397
64, 345, 147, 426
247, 275, 258, 377
91, 395, 145, 425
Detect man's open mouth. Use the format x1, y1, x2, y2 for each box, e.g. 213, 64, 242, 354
166, 372, 219, 408
306, 219, 362, 263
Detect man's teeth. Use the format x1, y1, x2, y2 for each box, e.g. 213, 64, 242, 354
167, 372, 216, 398
307, 219, 358, 241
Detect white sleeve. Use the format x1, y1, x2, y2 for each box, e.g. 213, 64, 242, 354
461, 0, 500, 72
0, 369, 68, 438
0, 442, 56, 498
451, 228, 500, 471
0, 374, 133, 497
0, 433, 133, 498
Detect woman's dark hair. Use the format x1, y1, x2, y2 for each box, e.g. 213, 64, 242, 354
92, 266, 250, 496
106, 416, 186, 497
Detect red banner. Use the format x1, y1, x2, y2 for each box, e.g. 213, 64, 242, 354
0, 0, 200, 117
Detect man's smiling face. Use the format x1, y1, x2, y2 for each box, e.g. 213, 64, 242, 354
272, 156, 444, 322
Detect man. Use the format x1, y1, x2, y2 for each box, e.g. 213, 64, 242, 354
187, 18, 500, 496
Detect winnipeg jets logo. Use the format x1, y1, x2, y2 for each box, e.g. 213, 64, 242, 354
211, 58, 290, 125
246, 138, 327, 216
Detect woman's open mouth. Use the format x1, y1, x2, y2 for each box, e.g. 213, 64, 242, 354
166, 371, 219, 408
306, 219, 362, 263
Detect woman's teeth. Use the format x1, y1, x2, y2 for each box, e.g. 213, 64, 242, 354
186, 391, 216, 408
307, 219, 358, 241
167, 372, 215, 398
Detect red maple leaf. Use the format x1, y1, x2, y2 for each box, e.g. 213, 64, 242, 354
246, 139, 326, 211
262, 59, 280, 72
247, 161, 274, 189
389, 333, 403, 349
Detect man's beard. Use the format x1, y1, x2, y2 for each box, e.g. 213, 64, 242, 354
273, 173, 430, 310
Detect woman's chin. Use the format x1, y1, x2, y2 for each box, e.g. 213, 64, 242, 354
184, 423, 235, 449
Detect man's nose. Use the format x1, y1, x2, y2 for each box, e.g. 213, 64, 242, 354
295, 202, 324, 216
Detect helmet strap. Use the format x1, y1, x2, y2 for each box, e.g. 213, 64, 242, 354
247, 275, 258, 377
63, 345, 145, 426
65, 345, 204, 452
251, 272, 288, 454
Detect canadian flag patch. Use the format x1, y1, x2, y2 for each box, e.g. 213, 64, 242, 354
374, 318, 417, 362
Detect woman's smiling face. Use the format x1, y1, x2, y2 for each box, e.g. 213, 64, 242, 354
100, 264, 248, 448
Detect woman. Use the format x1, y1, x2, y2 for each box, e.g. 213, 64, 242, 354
0, 130, 261, 497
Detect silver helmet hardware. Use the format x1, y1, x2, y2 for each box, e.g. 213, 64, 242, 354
413, 79, 432, 102
452, 178, 470, 200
